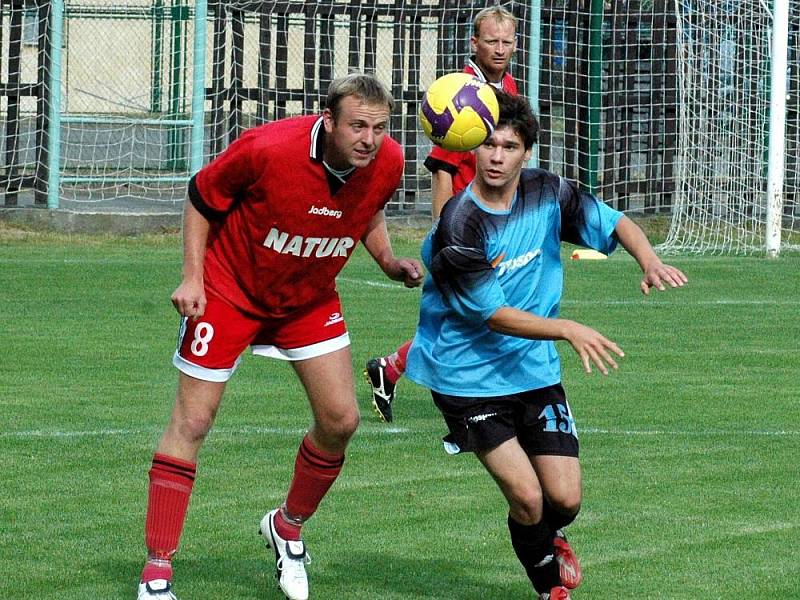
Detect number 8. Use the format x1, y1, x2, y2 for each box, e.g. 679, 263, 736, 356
190, 322, 215, 357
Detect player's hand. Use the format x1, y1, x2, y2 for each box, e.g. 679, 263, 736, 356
640, 260, 688, 295
563, 320, 624, 375
392, 258, 425, 288
171, 278, 207, 319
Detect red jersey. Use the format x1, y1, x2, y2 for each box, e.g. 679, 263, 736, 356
190, 115, 404, 319
425, 60, 519, 194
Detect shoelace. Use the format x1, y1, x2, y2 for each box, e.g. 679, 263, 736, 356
278, 550, 311, 584
277, 543, 311, 567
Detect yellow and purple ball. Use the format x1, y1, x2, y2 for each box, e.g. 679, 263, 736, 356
419, 72, 500, 152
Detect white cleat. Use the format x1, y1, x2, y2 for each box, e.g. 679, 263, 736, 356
137, 579, 177, 600
259, 509, 310, 600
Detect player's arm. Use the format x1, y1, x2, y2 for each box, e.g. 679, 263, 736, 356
431, 170, 454, 219
171, 200, 210, 319
431, 226, 622, 375
361, 210, 424, 288
424, 152, 460, 219
613, 215, 688, 295
486, 306, 624, 375
171, 129, 258, 317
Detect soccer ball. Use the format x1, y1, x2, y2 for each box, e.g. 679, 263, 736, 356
419, 73, 500, 152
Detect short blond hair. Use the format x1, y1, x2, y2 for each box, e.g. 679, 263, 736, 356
325, 73, 395, 121
473, 5, 518, 36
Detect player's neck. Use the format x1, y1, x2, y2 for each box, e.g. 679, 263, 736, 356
483, 70, 504, 84
322, 149, 351, 172
322, 159, 355, 178
475, 61, 505, 84
472, 179, 517, 211
321, 134, 355, 172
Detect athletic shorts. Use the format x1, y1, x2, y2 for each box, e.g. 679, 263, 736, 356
173, 290, 349, 382
431, 383, 579, 457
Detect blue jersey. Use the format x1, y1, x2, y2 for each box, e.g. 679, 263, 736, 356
406, 168, 623, 397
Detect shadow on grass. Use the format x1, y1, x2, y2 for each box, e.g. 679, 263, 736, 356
111, 549, 531, 599
316, 550, 531, 598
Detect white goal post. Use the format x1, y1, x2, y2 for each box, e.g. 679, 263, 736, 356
765, 0, 790, 257
659, 0, 798, 255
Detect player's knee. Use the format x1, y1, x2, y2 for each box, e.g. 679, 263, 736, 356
550, 495, 582, 525
317, 408, 360, 445
510, 487, 545, 525
176, 411, 215, 444
339, 411, 361, 439
332, 414, 360, 441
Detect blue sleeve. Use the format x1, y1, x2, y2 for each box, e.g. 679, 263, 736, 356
430, 246, 506, 322
425, 209, 506, 323
575, 193, 623, 254
558, 177, 623, 254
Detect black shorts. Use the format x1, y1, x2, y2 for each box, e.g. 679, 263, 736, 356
431, 383, 579, 457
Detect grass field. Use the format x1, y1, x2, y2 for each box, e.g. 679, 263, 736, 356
1, 223, 799, 599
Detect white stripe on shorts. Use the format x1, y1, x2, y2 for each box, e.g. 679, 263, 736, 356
251, 332, 351, 361
173, 351, 240, 382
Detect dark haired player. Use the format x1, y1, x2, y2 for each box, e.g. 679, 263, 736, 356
136, 73, 423, 600
365, 5, 519, 423
405, 92, 687, 599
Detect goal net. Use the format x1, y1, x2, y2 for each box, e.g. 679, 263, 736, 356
0, 0, 537, 215
1, 0, 202, 213
2, 0, 798, 254
659, 0, 800, 254
537, 0, 682, 216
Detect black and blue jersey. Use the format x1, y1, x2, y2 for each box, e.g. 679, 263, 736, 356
406, 168, 623, 397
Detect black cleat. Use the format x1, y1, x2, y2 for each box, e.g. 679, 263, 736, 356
364, 357, 396, 422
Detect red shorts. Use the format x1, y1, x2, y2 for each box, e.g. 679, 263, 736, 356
173, 290, 349, 382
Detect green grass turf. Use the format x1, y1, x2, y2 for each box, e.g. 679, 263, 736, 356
1, 224, 798, 599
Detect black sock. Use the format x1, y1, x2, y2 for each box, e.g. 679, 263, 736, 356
542, 499, 578, 532
507, 515, 560, 593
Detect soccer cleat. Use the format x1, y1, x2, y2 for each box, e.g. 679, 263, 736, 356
553, 529, 582, 589
137, 579, 177, 600
259, 509, 310, 600
364, 357, 396, 422
540, 586, 571, 600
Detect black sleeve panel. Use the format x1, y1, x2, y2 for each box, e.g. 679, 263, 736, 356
423, 156, 459, 175
188, 175, 228, 222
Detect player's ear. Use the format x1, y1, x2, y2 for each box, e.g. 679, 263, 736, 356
469, 35, 478, 54
523, 147, 532, 163
322, 108, 335, 133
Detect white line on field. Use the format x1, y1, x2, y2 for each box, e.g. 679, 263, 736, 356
561, 299, 800, 306
580, 427, 800, 437
335, 278, 798, 305
336, 276, 412, 290
337, 277, 797, 305
582, 521, 799, 568
0, 427, 144, 438
0, 425, 410, 439
0, 265, 408, 287
1, 425, 796, 440
0, 257, 174, 265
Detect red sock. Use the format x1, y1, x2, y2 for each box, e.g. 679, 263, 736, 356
278, 436, 344, 540
385, 340, 412, 382
141, 558, 173, 584
273, 507, 303, 541
142, 453, 196, 582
